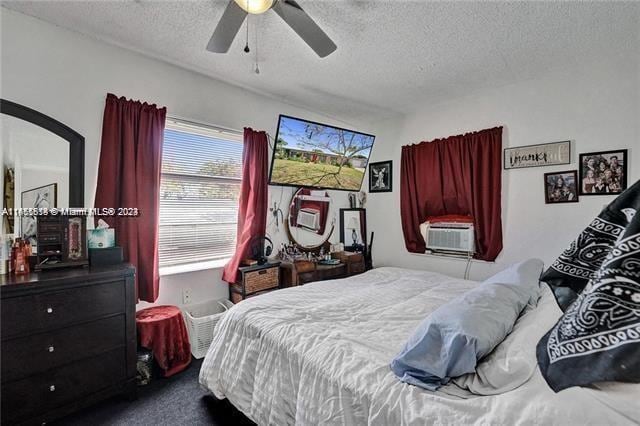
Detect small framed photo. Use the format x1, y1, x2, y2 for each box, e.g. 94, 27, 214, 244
369, 161, 392, 193
579, 149, 627, 195
544, 170, 579, 204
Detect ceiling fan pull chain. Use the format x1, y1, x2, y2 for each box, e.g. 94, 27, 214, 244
243, 0, 250, 53
255, 16, 260, 74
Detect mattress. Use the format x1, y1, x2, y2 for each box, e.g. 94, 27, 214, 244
199, 267, 639, 425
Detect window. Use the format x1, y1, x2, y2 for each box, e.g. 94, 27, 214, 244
159, 119, 243, 270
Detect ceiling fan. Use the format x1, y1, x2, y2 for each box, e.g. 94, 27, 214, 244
207, 0, 337, 58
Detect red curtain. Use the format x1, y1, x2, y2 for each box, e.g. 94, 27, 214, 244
94, 94, 166, 302
222, 128, 269, 283
400, 127, 503, 261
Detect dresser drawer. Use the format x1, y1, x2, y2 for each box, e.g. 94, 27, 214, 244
1, 347, 126, 424
38, 221, 63, 233
323, 264, 347, 279
2, 315, 125, 382
38, 233, 61, 244
244, 267, 279, 294
1, 280, 125, 339
349, 262, 366, 275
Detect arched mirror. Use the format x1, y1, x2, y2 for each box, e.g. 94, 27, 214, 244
286, 188, 335, 250
1, 99, 85, 250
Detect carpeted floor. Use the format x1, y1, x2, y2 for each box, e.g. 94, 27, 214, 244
53, 358, 255, 426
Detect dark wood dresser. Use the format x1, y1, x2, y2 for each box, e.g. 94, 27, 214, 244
0, 264, 136, 425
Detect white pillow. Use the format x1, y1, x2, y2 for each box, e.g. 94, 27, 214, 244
452, 284, 562, 395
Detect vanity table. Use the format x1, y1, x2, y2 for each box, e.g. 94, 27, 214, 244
279, 252, 365, 287
279, 189, 369, 287
280, 259, 346, 286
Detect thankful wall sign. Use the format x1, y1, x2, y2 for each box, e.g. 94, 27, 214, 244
503, 141, 571, 170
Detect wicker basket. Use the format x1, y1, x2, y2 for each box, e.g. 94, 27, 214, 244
182, 298, 234, 359
244, 267, 279, 293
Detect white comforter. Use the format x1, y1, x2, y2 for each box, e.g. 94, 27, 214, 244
199, 267, 639, 425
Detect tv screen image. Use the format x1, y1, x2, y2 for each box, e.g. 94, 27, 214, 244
269, 115, 376, 191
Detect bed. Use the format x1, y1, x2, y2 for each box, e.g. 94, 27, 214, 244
199, 267, 639, 425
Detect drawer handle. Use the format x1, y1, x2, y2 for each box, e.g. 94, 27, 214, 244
46, 307, 53, 314
258, 270, 267, 275
49, 385, 56, 392
48, 346, 55, 353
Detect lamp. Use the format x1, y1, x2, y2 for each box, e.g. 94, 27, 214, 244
347, 216, 360, 248
234, 0, 275, 14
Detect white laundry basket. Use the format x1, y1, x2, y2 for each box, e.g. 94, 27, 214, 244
182, 298, 234, 359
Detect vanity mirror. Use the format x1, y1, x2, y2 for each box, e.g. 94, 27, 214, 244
1, 99, 85, 255
286, 188, 335, 251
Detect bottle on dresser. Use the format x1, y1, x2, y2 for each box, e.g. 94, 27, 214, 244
11, 237, 30, 275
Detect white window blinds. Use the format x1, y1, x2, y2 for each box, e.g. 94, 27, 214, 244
158, 119, 243, 268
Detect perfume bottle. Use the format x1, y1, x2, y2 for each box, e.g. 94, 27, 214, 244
13, 238, 28, 275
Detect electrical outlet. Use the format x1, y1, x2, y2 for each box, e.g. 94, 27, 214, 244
182, 288, 192, 305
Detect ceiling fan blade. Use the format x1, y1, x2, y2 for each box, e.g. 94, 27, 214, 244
206, 0, 248, 53
271, 0, 337, 58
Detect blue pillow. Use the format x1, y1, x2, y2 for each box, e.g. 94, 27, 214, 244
390, 259, 544, 390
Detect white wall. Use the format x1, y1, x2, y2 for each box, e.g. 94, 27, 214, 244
3, 7, 637, 304
0, 8, 376, 306
368, 52, 639, 281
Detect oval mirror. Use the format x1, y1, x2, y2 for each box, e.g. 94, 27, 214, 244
286, 188, 334, 250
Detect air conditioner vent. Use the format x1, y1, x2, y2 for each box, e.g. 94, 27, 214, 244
297, 208, 320, 231
425, 226, 475, 253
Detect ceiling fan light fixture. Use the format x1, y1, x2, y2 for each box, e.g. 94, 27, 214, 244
233, 0, 275, 15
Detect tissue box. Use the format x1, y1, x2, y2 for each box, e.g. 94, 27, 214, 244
88, 228, 115, 249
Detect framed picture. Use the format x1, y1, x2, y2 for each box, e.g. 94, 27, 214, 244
339, 208, 367, 252
579, 149, 627, 195
369, 161, 392, 193
504, 141, 571, 169
544, 170, 579, 204
21, 183, 57, 246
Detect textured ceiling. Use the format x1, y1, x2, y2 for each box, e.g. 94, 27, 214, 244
2, 1, 639, 121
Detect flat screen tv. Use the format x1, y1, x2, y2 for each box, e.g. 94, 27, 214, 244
268, 115, 376, 191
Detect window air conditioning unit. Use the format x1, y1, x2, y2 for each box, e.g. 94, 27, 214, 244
297, 208, 321, 231
422, 222, 475, 253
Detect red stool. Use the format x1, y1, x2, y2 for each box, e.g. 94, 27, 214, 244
136, 305, 191, 377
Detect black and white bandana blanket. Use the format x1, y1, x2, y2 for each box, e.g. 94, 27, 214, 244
537, 179, 640, 392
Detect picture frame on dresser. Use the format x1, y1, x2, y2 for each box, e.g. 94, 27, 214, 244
21, 182, 57, 248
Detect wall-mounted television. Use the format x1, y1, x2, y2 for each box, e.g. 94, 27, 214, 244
268, 115, 376, 191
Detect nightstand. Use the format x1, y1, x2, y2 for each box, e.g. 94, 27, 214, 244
229, 261, 281, 303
